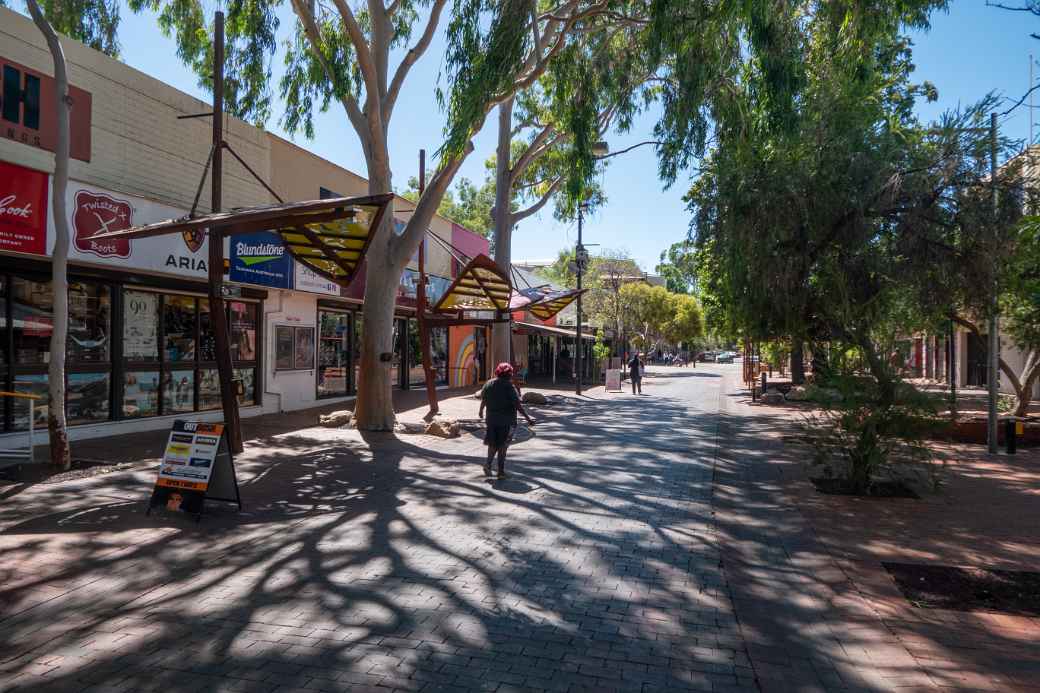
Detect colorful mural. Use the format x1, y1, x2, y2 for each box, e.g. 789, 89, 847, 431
449, 325, 478, 387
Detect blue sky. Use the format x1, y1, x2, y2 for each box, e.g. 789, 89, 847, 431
32, 2, 1040, 271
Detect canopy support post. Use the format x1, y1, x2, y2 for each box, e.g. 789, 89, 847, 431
209, 11, 243, 454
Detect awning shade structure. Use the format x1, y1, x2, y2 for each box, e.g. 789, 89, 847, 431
83, 193, 394, 285
525, 288, 586, 320
514, 321, 596, 340
431, 254, 513, 312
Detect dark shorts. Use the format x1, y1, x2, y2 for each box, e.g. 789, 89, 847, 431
484, 425, 515, 448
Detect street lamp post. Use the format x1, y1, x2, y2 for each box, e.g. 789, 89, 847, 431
575, 208, 588, 394
574, 141, 609, 396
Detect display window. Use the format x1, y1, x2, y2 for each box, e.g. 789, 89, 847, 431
0, 276, 260, 432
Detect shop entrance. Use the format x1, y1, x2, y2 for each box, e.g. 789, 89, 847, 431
317, 309, 352, 398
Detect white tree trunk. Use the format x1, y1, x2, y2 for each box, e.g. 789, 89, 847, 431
27, 0, 71, 470
491, 98, 515, 368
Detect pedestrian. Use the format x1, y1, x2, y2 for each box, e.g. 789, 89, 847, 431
629, 352, 643, 394
478, 363, 535, 479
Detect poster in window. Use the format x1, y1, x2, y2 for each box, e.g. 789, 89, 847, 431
275, 325, 294, 370
294, 326, 315, 370
124, 291, 158, 360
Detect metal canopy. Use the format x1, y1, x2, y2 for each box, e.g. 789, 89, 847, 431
431, 254, 513, 312
83, 193, 394, 285
519, 287, 587, 320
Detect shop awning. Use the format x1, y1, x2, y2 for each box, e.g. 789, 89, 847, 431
83, 193, 394, 285
514, 321, 595, 340
432, 254, 513, 312
527, 288, 585, 320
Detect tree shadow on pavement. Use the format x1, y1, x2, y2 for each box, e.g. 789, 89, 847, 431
0, 377, 756, 693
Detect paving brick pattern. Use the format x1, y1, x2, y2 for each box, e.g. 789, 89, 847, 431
0, 369, 754, 692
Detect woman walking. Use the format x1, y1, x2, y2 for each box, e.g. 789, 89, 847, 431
479, 363, 535, 479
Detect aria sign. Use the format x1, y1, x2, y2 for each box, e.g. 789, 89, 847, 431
1, 57, 92, 161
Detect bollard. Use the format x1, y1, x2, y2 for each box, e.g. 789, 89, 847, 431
1005, 419, 1017, 455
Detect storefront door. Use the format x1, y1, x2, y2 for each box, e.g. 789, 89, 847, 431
317, 310, 351, 398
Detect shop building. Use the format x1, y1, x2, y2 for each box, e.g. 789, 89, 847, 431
0, 7, 492, 446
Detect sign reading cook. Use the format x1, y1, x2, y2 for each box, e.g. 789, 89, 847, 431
0, 160, 47, 255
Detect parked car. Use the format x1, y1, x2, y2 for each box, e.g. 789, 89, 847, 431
716, 351, 734, 364
700, 351, 717, 362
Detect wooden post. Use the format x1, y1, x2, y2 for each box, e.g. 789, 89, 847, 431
208, 11, 243, 453
417, 150, 439, 415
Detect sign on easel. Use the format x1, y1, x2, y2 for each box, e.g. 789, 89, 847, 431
147, 420, 242, 521
606, 369, 622, 392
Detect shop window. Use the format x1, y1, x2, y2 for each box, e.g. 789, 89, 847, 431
198, 369, 222, 410
431, 326, 448, 385
230, 302, 257, 361
234, 368, 256, 405
68, 282, 110, 363
318, 310, 350, 398
352, 314, 363, 395
67, 372, 110, 425
408, 318, 424, 386
162, 370, 195, 413
0, 276, 5, 368
12, 277, 53, 365
10, 374, 47, 430
164, 295, 196, 362
124, 290, 159, 362
123, 370, 160, 418
198, 299, 216, 362
274, 325, 315, 371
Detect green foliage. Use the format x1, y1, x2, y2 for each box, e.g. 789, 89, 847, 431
592, 328, 611, 363
664, 293, 704, 346
804, 373, 943, 495
655, 241, 697, 294
28, 0, 121, 55
401, 173, 494, 237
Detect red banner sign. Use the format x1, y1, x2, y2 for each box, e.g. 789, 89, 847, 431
0, 161, 48, 255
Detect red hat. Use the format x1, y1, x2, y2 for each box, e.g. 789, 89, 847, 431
495, 362, 514, 377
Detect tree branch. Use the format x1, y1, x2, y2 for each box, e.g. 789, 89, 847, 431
510, 123, 558, 185
329, 0, 381, 111
290, 0, 369, 149
514, 176, 564, 222
385, 0, 447, 126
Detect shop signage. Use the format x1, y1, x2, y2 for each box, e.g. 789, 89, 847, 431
294, 260, 340, 295
0, 161, 47, 255
72, 190, 132, 258
1, 57, 92, 161
56, 180, 209, 279
147, 420, 241, 519
230, 231, 292, 288
605, 369, 622, 392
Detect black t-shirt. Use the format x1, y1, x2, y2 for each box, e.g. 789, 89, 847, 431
629, 357, 641, 377
482, 377, 519, 427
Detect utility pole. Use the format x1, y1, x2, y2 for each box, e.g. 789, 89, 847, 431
417, 149, 439, 415
988, 112, 999, 454
575, 204, 586, 395
208, 11, 243, 453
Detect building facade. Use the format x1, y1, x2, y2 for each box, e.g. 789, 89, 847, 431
0, 8, 491, 445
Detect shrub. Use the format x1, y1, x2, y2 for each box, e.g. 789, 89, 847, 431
803, 374, 944, 494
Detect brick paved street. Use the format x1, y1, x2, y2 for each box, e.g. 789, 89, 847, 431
0, 366, 752, 693
2, 365, 1037, 692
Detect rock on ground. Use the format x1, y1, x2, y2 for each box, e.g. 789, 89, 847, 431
319, 410, 352, 427
521, 391, 548, 405
425, 417, 461, 438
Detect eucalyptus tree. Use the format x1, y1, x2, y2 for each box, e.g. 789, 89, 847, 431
114, 0, 631, 430
13, 0, 119, 469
